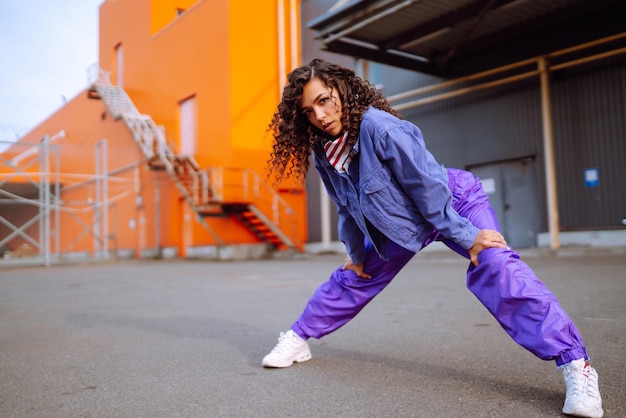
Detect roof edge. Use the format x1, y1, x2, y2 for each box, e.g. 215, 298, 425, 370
307, 0, 396, 29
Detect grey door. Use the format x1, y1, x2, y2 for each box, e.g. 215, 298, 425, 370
470, 157, 542, 248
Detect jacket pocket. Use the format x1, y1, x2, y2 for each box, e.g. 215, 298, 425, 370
362, 165, 391, 194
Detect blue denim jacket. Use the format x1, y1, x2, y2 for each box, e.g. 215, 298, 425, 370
313, 107, 479, 264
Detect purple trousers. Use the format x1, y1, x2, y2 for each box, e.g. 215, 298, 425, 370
292, 168, 588, 366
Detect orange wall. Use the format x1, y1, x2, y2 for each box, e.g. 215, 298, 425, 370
0, 0, 307, 257
150, 0, 199, 35
99, 0, 232, 167
100, 0, 306, 251
225, 1, 306, 236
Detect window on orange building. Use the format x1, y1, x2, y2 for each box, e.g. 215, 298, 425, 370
179, 96, 196, 155
115, 43, 123, 87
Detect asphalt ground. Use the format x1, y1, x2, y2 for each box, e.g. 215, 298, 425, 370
1, 249, 624, 417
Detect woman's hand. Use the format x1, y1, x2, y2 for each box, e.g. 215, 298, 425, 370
342, 255, 372, 279
469, 229, 509, 267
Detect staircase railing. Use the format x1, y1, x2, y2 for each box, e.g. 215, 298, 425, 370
87, 64, 298, 250
203, 167, 299, 248
87, 66, 177, 170
87, 65, 224, 244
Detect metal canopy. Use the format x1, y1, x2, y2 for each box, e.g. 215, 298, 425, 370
308, 0, 626, 77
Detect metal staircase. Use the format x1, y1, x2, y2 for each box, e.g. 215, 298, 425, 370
86, 66, 299, 252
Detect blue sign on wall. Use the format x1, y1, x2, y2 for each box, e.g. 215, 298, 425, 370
584, 168, 599, 188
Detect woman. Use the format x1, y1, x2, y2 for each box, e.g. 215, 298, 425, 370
263, 58, 602, 418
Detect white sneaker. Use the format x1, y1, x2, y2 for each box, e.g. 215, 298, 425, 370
560, 359, 603, 418
262, 330, 312, 368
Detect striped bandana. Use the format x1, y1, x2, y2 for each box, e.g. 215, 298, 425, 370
323, 132, 352, 173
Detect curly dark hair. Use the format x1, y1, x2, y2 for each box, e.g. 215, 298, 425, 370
267, 58, 400, 184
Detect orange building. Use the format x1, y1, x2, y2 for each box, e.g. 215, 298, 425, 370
0, 0, 307, 264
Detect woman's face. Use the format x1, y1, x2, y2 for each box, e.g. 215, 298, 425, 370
299, 78, 343, 137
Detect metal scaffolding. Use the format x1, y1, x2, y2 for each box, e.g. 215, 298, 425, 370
0, 135, 135, 266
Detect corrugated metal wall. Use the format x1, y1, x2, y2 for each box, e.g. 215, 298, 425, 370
393, 55, 626, 231
301, 1, 626, 243
551, 55, 626, 229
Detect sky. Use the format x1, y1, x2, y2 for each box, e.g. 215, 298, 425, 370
0, 0, 102, 144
